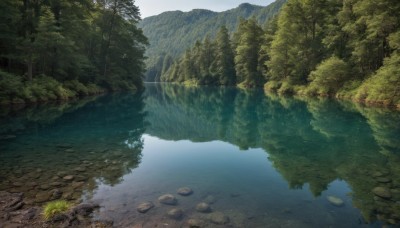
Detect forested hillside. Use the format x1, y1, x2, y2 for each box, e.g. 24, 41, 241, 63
0, 0, 147, 105
139, 0, 286, 81
162, 0, 400, 109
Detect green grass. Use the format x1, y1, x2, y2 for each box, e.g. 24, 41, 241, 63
43, 200, 71, 220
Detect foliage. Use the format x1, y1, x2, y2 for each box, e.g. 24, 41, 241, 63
43, 200, 71, 220
355, 53, 400, 107
140, 0, 287, 81
306, 57, 350, 96
159, 0, 400, 108
0, 0, 148, 105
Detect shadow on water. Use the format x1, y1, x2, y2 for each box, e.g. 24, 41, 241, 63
0, 83, 400, 226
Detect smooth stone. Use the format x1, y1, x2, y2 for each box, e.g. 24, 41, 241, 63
75, 175, 88, 182
376, 177, 392, 183
51, 189, 62, 200
50, 182, 63, 187
167, 208, 183, 219
39, 184, 50, 190
327, 196, 344, 207
210, 212, 229, 225
372, 187, 392, 199
158, 194, 177, 205
72, 203, 99, 216
26, 182, 38, 187
74, 167, 86, 172
12, 182, 23, 187
187, 218, 203, 227
57, 171, 68, 177
63, 175, 75, 181
62, 191, 74, 200
71, 181, 85, 189
137, 202, 154, 213
196, 202, 211, 213
35, 192, 51, 203
177, 187, 193, 196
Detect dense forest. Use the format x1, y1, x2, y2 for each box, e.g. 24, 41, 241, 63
0, 0, 147, 105
139, 0, 286, 82
161, 0, 400, 109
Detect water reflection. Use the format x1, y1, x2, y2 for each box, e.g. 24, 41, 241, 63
0, 92, 146, 204
144, 83, 400, 225
0, 84, 400, 226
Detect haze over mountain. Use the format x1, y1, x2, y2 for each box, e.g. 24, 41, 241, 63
139, 0, 286, 81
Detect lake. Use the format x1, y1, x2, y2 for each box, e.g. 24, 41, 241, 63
1, 83, 400, 227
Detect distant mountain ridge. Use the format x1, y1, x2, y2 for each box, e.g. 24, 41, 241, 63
139, 0, 287, 81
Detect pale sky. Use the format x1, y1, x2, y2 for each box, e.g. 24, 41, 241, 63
136, 0, 275, 18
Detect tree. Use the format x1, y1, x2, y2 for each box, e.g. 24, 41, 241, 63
211, 26, 236, 85
234, 18, 264, 87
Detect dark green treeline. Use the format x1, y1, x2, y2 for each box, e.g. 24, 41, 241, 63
161, 0, 400, 109
0, 0, 148, 105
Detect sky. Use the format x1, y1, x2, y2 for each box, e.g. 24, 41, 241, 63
136, 0, 275, 18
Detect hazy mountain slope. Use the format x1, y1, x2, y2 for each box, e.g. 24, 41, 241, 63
139, 0, 287, 81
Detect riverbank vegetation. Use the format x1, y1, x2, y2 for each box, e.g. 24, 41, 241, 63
0, 0, 147, 105
160, 0, 400, 109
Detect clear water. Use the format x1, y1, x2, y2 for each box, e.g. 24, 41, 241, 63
1, 83, 400, 227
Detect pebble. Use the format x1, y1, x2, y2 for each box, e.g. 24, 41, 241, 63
158, 194, 177, 205
63, 175, 75, 181
137, 202, 154, 213
372, 187, 392, 199
74, 167, 86, 172
210, 212, 229, 225
327, 196, 344, 207
196, 202, 211, 213
167, 208, 183, 219
187, 219, 203, 227
177, 187, 193, 196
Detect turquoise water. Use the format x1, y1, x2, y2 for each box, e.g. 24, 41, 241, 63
1, 83, 400, 227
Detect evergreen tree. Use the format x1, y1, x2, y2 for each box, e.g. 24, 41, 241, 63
234, 18, 264, 87
212, 26, 236, 85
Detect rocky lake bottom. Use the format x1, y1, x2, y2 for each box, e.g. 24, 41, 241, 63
1, 84, 400, 227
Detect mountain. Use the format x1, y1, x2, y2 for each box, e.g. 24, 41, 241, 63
139, 0, 287, 81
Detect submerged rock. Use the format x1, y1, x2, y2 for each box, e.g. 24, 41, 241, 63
196, 202, 211, 213
204, 195, 217, 204
177, 187, 193, 196
34, 192, 51, 203
137, 202, 154, 213
373, 187, 392, 199
0, 191, 24, 212
158, 194, 177, 205
187, 218, 204, 227
376, 177, 392, 183
209, 212, 229, 225
72, 203, 99, 216
167, 208, 183, 219
63, 175, 75, 181
327, 196, 344, 207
